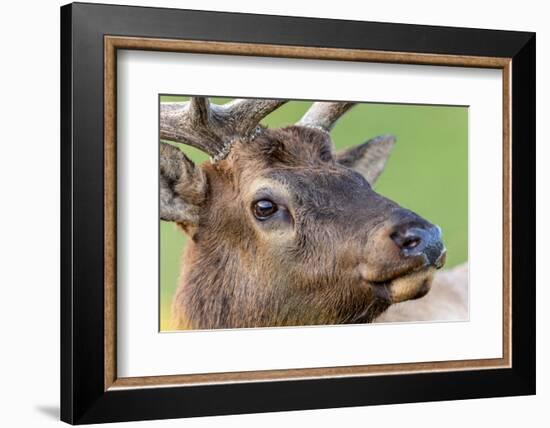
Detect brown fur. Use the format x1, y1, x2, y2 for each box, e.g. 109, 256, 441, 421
165, 126, 444, 330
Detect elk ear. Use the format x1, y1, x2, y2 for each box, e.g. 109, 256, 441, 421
160, 142, 207, 230
335, 135, 396, 185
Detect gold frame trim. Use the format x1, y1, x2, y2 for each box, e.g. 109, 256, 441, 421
104, 36, 512, 391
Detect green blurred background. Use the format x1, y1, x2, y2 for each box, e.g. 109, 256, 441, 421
160, 96, 468, 331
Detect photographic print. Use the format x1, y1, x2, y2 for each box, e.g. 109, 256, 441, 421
62, 5, 534, 422
159, 96, 468, 331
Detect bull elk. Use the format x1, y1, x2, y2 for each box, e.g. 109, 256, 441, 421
160, 97, 455, 330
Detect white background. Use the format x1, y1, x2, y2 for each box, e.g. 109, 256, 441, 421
118, 51, 502, 377
0, 0, 546, 427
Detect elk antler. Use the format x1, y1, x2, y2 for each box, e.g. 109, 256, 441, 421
160, 97, 287, 162
297, 102, 356, 132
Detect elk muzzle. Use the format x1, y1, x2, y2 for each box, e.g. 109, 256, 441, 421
360, 209, 447, 304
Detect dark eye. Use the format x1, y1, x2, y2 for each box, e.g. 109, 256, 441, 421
253, 199, 278, 220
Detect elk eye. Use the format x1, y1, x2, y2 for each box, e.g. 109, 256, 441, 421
253, 199, 278, 220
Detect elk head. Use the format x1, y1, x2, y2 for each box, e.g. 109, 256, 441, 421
160, 97, 446, 329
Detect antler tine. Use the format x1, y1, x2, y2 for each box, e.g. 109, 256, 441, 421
188, 97, 210, 126
225, 99, 288, 135
160, 96, 288, 162
160, 97, 218, 157
297, 102, 356, 132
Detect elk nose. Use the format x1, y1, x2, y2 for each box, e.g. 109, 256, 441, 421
391, 224, 446, 268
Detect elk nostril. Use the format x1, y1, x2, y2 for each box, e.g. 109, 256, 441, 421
390, 228, 424, 253
401, 236, 421, 250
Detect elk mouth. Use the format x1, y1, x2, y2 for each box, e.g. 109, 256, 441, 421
369, 267, 436, 303
344, 267, 437, 324
361, 250, 446, 304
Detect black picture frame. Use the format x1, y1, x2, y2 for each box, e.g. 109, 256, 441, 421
61, 2, 535, 424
